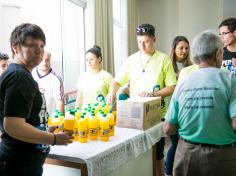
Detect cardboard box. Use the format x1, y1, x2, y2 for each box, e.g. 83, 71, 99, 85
116, 97, 161, 130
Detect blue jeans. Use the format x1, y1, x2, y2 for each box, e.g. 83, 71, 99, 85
0, 162, 43, 176
165, 135, 179, 175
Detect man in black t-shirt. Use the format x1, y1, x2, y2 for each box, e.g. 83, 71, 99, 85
219, 17, 236, 74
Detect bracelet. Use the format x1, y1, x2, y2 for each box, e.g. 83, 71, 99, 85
52, 133, 57, 146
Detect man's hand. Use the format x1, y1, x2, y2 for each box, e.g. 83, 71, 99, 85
138, 91, 155, 97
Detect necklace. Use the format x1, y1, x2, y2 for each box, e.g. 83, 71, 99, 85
139, 51, 155, 73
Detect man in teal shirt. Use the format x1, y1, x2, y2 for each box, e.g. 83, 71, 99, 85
164, 30, 236, 176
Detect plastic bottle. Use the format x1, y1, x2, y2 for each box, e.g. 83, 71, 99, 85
112, 110, 117, 124
51, 114, 60, 126
88, 113, 98, 140
58, 112, 64, 125
93, 103, 99, 115
78, 116, 88, 143
99, 116, 110, 142
73, 111, 80, 141
75, 109, 81, 121
102, 104, 109, 115
107, 110, 115, 136
63, 115, 76, 142
63, 116, 76, 132
48, 116, 53, 126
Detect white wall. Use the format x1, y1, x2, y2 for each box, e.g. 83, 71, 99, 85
0, 0, 86, 92
136, 0, 179, 54
178, 0, 222, 45
0, 2, 20, 56
223, 0, 236, 19
0, 0, 63, 73
136, 0, 223, 54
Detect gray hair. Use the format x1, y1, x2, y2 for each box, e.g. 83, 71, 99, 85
191, 30, 222, 63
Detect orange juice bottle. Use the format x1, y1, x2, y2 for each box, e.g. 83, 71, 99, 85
48, 116, 53, 126
97, 114, 101, 137
51, 114, 58, 126
102, 104, 109, 115
75, 110, 81, 120
78, 116, 88, 143
112, 111, 117, 124
63, 116, 76, 131
63, 116, 76, 142
58, 112, 64, 126
107, 110, 115, 136
84, 112, 90, 135
73, 116, 79, 141
100, 116, 110, 142
94, 103, 99, 115
88, 113, 98, 140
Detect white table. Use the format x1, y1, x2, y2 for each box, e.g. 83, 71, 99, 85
44, 122, 163, 176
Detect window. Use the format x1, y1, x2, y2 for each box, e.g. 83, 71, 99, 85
0, 0, 86, 92
61, 0, 85, 92
113, 0, 128, 75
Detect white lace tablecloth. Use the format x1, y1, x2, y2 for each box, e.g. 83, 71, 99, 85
48, 122, 164, 176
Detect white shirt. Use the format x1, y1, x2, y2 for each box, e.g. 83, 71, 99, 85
32, 68, 64, 116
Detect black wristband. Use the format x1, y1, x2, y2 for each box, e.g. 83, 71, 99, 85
52, 133, 57, 146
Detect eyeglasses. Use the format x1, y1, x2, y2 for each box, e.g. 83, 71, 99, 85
136, 27, 154, 34
219, 31, 232, 36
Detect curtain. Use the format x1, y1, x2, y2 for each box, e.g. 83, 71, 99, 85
127, 0, 138, 56
94, 0, 114, 75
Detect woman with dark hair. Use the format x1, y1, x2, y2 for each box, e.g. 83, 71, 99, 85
75, 45, 113, 108
165, 36, 192, 176
170, 36, 192, 79
0, 23, 73, 176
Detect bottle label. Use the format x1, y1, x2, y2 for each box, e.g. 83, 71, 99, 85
79, 131, 87, 138
100, 129, 109, 136
89, 128, 98, 136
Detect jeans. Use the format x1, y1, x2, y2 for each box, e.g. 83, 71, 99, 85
0, 162, 43, 176
165, 134, 179, 175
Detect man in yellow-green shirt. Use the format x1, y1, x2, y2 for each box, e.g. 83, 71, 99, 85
178, 64, 199, 85
178, 64, 228, 85
107, 23, 176, 176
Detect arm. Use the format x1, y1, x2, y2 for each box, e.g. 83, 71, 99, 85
75, 90, 83, 108
163, 121, 178, 136
154, 85, 175, 97
4, 117, 73, 145
53, 74, 65, 113
106, 81, 122, 104
56, 99, 65, 114
232, 117, 236, 131
139, 85, 175, 97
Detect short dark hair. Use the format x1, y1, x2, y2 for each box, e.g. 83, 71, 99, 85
10, 23, 46, 55
136, 24, 155, 37
0, 52, 9, 61
218, 17, 236, 32
86, 45, 102, 61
